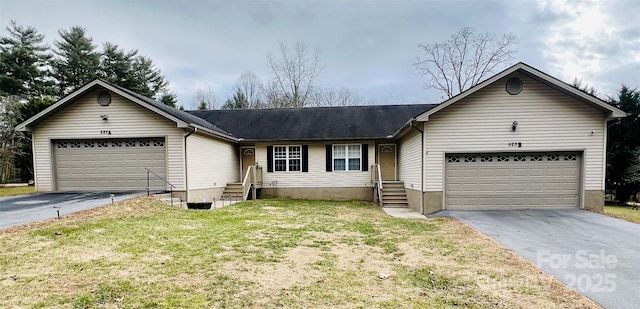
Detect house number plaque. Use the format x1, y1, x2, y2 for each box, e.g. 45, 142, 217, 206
508, 142, 522, 147
100, 130, 112, 135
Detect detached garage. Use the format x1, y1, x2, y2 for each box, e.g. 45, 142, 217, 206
53, 138, 166, 191
445, 152, 580, 210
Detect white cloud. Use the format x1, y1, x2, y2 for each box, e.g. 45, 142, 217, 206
539, 0, 640, 94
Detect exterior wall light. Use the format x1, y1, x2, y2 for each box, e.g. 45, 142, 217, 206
512, 121, 518, 131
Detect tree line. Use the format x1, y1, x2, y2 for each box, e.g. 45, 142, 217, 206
0, 21, 638, 204
197, 41, 363, 110
0, 21, 176, 183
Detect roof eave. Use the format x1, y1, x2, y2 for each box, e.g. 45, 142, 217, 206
237, 136, 391, 142
189, 124, 238, 142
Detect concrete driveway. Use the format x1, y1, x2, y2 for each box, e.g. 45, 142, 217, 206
0, 191, 146, 229
432, 210, 640, 309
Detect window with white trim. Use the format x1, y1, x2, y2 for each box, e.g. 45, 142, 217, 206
333, 144, 361, 171
274, 145, 301, 172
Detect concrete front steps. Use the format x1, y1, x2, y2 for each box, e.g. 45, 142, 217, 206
381, 181, 409, 208
222, 182, 244, 201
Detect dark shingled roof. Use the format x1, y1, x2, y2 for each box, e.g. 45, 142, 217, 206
187, 104, 437, 141
108, 82, 232, 137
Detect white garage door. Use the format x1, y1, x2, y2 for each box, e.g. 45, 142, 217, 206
53, 138, 167, 191
445, 152, 580, 210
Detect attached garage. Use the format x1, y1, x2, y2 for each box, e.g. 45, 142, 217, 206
445, 152, 581, 210
53, 137, 167, 191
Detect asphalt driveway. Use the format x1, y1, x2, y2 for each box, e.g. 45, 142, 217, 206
433, 210, 640, 309
0, 191, 146, 229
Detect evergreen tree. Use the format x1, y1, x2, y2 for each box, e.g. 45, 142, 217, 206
99, 42, 138, 88
131, 56, 169, 99
0, 20, 53, 98
222, 89, 249, 109
158, 92, 177, 107
607, 85, 640, 202
51, 26, 100, 95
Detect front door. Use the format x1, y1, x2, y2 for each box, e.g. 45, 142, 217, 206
241, 148, 255, 180
379, 144, 396, 181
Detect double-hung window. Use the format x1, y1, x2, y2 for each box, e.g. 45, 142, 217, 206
333, 144, 361, 171
274, 146, 302, 172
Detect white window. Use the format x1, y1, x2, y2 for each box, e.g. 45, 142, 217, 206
333, 144, 361, 171
274, 146, 301, 172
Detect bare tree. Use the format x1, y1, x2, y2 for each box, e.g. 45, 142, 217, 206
414, 27, 516, 98
367, 94, 406, 105
311, 87, 363, 106
235, 71, 264, 108
193, 87, 218, 110
265, 41, 321, 108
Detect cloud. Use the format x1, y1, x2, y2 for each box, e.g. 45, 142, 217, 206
1, 0, 638, 105
538, 0, 640, 94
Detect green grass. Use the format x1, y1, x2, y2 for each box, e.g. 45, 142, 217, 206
604, 204, 640, 223
0, 186, 35, 197
0, 197, 596, 308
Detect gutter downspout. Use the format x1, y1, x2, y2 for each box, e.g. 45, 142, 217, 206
409, 119, 425, 215
184, 127, 197, 203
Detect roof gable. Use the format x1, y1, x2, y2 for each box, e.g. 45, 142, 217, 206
16, 79, 235, 140
416, 62, 627, 121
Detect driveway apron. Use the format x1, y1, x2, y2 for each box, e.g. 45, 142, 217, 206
0, 191, 145, 229
433, 210, 640, 309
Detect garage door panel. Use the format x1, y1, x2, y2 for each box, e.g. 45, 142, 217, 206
446, 152, 580, 210
54, 138, 166, 191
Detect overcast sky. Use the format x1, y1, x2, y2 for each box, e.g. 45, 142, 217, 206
1, 0, 639, 108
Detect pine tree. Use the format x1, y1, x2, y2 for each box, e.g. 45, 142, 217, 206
99, 42, 138, 89
222, 89, 250, 109
607, 85, 640, 202
131, 56, 169, 99
51, 26, 100, 95
0, 20, 53, 98
158, 92, 177, 107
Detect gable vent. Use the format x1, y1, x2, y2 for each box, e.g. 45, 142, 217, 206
506, 78, 523, 95
97, 91, 112, 106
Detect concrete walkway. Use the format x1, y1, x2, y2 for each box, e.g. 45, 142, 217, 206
383, 207, 426, 219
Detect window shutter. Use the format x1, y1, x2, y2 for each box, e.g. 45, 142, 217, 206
267, 146, 273, 172
302, 145, 309, 172
361, 144, 368, 171
326, 144, 332, 172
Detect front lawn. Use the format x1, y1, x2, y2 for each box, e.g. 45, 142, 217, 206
0, 198, 597, 308
0, 185, 35, 197
604, 204, 640, 223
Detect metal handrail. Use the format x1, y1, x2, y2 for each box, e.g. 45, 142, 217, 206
145, 168, 176, 206
375, 164, 383, 206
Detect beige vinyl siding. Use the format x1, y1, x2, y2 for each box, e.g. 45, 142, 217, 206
398, 129, 422, 190
256, 142, 375, 188
33, 89, 185, 191
186, 133, 238, 190
424, 74, 606, 192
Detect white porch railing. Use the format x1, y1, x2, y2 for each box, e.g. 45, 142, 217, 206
241, 165, 263, 201
372, 164, 383, 206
